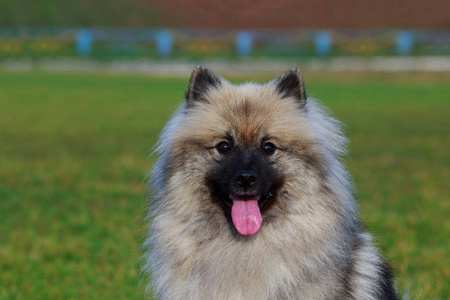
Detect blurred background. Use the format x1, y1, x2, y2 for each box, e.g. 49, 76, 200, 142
1, 0, 450, 70
0, 1, 449, 299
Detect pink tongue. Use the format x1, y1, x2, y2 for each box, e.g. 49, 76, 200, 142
231, 196, 262, 235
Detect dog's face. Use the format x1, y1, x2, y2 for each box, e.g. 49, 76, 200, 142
163, 67, 324, 236
205, 132, 285, 235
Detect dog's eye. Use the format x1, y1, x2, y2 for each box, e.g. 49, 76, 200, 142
216, 141, 231, 154
262, 142, 275, 155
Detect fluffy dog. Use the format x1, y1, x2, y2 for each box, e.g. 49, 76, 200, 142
143, 67, 399, 300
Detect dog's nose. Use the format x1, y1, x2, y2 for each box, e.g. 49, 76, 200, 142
235, 170, 258, 189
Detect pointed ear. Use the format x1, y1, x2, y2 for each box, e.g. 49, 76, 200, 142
276, 68, 307, 103
186, 66, 221, 106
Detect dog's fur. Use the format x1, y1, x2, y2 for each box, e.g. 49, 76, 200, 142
143, 67, 399, 299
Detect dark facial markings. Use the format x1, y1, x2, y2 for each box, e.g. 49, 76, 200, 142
206, 141, 284, 212
215, 139, 277, 156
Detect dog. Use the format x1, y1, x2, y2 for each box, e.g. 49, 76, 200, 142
143, 67, 399, 299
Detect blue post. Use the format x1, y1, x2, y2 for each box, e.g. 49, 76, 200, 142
156, 30, 172, 58
236, 31, 253, 57
76, 29, 92, 57
396, 31, 414, 56
315, 31, 332, 57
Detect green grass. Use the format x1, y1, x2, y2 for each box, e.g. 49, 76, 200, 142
0, 71, 449, 299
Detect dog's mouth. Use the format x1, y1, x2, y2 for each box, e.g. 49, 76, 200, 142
230, 194, 261, 235
222, 188, 276, 236
222, 189, 275, 208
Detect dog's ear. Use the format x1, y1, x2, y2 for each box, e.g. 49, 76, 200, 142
276, 68, 307, 104
186, 66, 221, 106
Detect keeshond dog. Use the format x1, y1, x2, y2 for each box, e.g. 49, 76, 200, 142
143, 67, 399, 299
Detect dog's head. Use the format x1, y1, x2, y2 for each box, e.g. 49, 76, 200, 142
161, 67, 330, 236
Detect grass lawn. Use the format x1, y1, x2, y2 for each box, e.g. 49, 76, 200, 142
0, 71, 448, 299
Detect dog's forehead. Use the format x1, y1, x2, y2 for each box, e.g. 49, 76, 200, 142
209, 83, 300, 145
216, 83, 278, 114
182, 81, 308, 148
229, 99, 271, 144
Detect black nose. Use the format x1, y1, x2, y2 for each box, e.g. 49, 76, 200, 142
235, 170, 258, 189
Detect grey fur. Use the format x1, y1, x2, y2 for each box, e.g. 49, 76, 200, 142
143, 68, 398, 300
